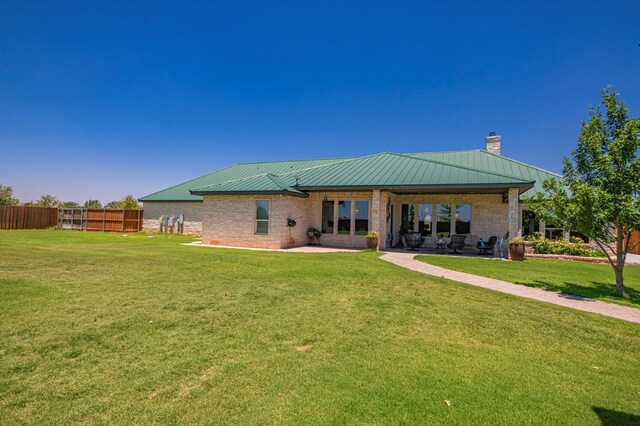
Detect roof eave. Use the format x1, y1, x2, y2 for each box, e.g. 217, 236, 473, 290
298, 182, 535, 193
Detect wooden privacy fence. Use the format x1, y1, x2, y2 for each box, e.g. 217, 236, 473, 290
630, 230, 640, 255
59, 208, 144, 232
0, 206, 58, 230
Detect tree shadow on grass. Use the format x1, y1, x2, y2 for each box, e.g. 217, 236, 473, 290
592, 407, 640, 426
516, 280, 640, 307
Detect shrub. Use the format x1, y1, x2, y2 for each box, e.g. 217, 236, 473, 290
527, 235, 605, 257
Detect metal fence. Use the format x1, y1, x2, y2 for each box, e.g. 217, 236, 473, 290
58, 208, 143, 232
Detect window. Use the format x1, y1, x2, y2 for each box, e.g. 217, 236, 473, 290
255, 201, 270, 235
436, 203, 451, 237
418, 204, 433, 236
355, 201, 369, 235
545, 227, 564, 240
455, 204, 471, 234
337, 201, 351, 234
522, 210, 539, 237
401, 204, 416, 233
321, 200, 334, 234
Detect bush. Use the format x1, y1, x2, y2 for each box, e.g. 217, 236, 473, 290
527, 235, 605, 258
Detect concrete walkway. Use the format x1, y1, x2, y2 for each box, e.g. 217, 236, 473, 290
381, 251, 640, 324
627, 253, 640, 265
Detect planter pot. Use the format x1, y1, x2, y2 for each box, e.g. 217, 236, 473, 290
509, 243, 526, 261
366, 237, 378, 250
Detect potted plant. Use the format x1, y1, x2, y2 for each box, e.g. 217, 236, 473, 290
366, 230, 379, 250
307, 227, 321, 245
508, 236, 527, 261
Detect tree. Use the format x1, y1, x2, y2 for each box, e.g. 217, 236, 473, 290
61, 201, 80, 208
105, 195, 141, 210
531, 86, 640, 297
83, 199, 102, 208
0, 184, 19, 205
34, 194, 62, 208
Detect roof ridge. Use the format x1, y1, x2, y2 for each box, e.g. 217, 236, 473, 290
390, 152, 534, 183
265, 173, 293, 191
406, 149, 483, 155
191, 172, 274, 191
276, 156, 366, 178
235, 155, 356, 166
478, 149, 563, 178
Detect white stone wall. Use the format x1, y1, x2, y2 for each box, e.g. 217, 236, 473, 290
142, 201, 203, 235
201, 194, 310, 249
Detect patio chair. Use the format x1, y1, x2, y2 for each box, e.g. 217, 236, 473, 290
403, 233, 424, 251
447, 234, 467, 254
477, 236, 497, 255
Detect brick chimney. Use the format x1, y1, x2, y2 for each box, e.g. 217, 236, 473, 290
485, 132, 501, 155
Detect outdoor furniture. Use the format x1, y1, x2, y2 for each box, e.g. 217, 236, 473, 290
422, 236, 436, 250
447, 234, 467, 254
477, 236, 497, 255
403, 233, 424, 251
465, 234, 479, 249
435, 239, 447, 254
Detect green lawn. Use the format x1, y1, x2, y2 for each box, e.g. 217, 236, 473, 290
416, 255, 640, 308
1, 231, 639, 424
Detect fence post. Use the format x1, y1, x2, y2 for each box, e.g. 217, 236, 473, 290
122, 208, 125, 232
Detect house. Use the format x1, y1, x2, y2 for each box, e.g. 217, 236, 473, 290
139, 134, 561, 249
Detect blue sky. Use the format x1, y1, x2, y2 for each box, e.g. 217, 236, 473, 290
1, 1, 639, 204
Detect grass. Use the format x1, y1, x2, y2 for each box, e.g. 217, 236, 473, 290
416, 255, 640, 308
0, 230, 639, 424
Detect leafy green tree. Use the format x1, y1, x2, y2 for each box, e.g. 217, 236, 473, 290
0, 184, 19, 205
83, 199, 102, 208
61, 201, 80, 208
105, 195, 141, 210
34, 194, 62, 208
531, 87, 640, 296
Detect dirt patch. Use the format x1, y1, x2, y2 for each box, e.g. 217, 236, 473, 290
296, 344, 313, 351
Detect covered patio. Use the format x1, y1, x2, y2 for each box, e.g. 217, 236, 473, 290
369, 186, 526, 251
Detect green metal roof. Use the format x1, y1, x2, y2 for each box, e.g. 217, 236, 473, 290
265, 152, 534, 190
407, 150, 562, 198
140, 150, 559, 201
191, 173, 308, 197
139, 157, 352, 201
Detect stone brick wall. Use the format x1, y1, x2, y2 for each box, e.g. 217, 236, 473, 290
142, 202, 203, 235
201, 194, 310, 249
196, 190, 522, 250
307, 191, 373, 248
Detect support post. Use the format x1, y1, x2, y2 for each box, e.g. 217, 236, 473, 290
508, 188, 519, 241
371, 190, 389, 250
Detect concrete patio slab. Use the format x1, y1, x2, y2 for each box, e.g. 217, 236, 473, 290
381, 251, 640, 324
182, 241, 360, 253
